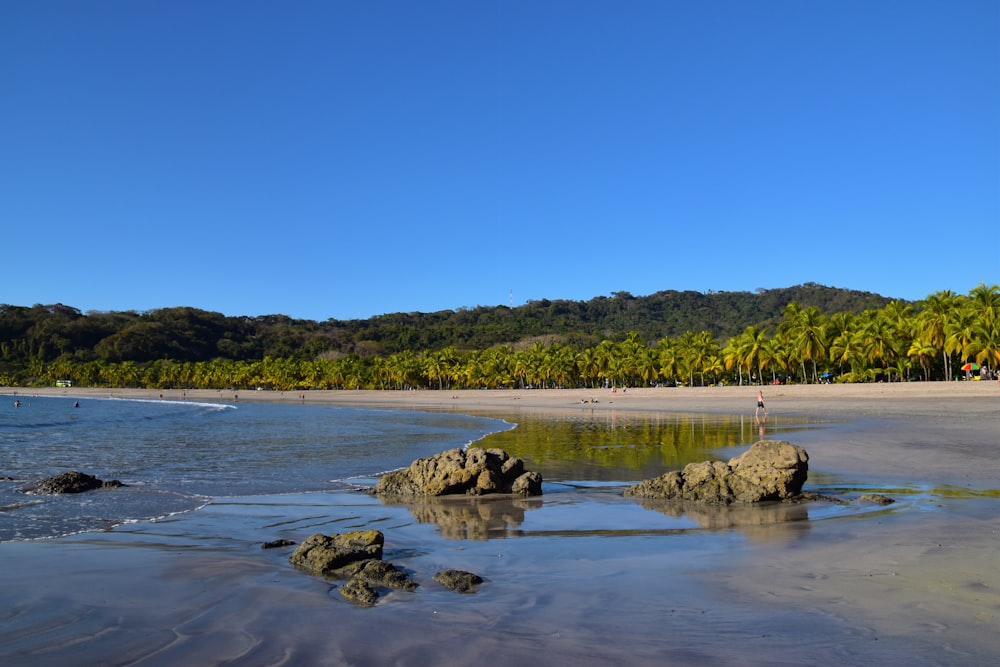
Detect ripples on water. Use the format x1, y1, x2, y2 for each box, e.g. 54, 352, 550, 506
0, 395, 508, 542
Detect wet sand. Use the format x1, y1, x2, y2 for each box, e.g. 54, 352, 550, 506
3, 382, 999, 665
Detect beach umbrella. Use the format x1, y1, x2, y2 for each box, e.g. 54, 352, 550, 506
960, 362, 979, 371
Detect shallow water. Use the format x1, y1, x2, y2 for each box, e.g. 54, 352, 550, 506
0, 395, 508, 542
2, 395, 997, 666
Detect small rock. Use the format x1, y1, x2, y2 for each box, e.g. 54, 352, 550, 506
261, 538, 296, 549
433, 569, 483, 593
335, 559, 417, 591
33, 471, 123, 494
858, 494, 895, 505
340, 577, 379, 607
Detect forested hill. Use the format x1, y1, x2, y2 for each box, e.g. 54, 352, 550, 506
352, 283, 894, 353
1, 283, 895, 367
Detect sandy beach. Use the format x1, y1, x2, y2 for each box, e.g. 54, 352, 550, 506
4, 382, 999, 665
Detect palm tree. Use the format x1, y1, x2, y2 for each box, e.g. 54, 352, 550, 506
967, 283, 1000, 373
656, 337, 681, 385
830, 327, 865, 378
781, 303, 827, 383
945, 306, 978, 377
547, 345, 579, 388
916, 290, 958, 380
968, 283, 1000, 322
634, 346, 660, 387
737, 326, 767, 385
972, 315, 1000, 371
576, 347, 601, 388
677, 331, 719, 386
594, 339, 617, 388
858, 309, 899, 379
907, 338, 937, 381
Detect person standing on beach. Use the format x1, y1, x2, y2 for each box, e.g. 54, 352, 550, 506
755, 390, 767, 423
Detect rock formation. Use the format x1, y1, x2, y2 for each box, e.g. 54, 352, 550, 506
288, 530, 418, 607
624, 440, 809, 504
374, 447, 542, 497
433, 569, 483, 593
32, 471, 123, 494
289, 530, 385, 576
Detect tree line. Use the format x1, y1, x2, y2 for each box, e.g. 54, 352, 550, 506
0, 283, 890, 370
4, 284, 998, 390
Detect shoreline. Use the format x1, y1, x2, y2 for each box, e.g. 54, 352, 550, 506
23, 378, 1000, 417
26, 381, 1000, 486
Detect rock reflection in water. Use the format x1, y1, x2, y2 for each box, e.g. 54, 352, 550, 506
632, 497, 812, 543
380, 494, 544, 540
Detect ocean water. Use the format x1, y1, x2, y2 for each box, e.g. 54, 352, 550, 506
0, 395, 510, 542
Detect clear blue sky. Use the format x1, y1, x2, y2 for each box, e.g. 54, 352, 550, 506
3, 1, 997, 321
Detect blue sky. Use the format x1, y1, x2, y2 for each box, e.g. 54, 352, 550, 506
3, 1, 997, 321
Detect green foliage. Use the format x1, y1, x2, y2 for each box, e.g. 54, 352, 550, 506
2, 283, 998, 389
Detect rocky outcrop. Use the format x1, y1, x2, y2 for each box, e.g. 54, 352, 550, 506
374, 447, 542, 497
289, 530, 418, 607
289, 530, 384, 576
287, 528, 487, 605
32, 471, 124, 494
624, 440, 809, 504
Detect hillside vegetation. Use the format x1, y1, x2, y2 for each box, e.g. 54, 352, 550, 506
2, 283, 997, 389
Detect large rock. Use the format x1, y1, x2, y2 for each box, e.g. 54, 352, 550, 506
374, 447, 543, 497
289, 530, 418, 606
289, 530, 384, 576
624, 440, 809, 504
32, 471, 123, 494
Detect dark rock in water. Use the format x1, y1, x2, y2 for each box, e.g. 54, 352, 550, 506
33, 471, 123, 494
334, 559, 417, 591
340, 577, 379, 607
624, 440, 809, 505
261, 538, 296, 550
374, 447, 543, 497
433, 569, 483, 593
858, 493, 895, 505
290, 530, 418, 606
289, 530, 384, 576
